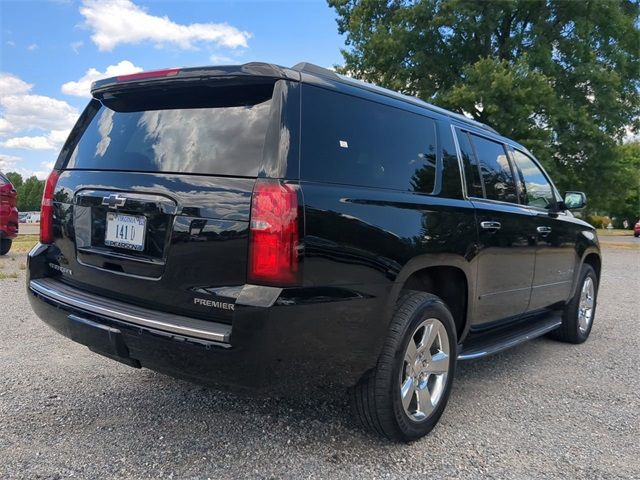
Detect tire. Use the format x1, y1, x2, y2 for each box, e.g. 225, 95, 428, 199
550, 264, 598, 344
350, 290, 457, 442
0, 239, 11, 256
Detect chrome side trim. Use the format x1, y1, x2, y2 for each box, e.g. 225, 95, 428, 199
30, 278, 231, 343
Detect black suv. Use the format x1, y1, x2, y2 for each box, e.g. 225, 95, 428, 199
27, 62, 601, 442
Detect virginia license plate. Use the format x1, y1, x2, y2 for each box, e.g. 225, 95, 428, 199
105, 212, 146, 251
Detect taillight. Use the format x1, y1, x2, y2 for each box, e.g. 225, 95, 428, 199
40, 170, 60, 244
248, 180, 299, 286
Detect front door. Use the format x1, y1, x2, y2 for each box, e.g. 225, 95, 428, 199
510, 149, 576, 310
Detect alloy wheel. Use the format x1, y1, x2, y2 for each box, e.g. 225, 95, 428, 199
399, 318, 450, 422
577, 276, 595, 334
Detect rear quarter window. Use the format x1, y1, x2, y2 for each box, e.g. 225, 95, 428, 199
300, 86, 438, 193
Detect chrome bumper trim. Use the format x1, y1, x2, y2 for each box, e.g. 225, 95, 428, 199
30, 278, 231, 343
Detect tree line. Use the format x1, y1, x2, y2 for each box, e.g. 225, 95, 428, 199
5, 172, 45, 212
329, 0, 640, 225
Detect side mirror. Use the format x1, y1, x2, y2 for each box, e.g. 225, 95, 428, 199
563, 191, 587, 210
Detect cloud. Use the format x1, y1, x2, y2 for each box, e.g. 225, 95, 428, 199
0, 73, 78, 135
0, 73, 78, 161
71, 41, 84, 54
80, 0, 251, 51
2, 136, 53, 150
0, 154, 56, 180
6, 41, 15, 47
0, 153, 21, 171
61, 60, 143, 97
27, 43, 38, 51
0, 92, 79, 134
0, 73, 33, 95
2, 129, 70, 150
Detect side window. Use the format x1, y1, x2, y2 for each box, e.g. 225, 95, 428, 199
469, 134, 518, 204
301, 86, 438, 193
455, 130, 483, 197
512, 150, 555, 209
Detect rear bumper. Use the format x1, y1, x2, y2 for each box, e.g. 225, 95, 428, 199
27, 254, 388, 392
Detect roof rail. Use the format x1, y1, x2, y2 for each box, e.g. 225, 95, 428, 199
291, 62, 498, 135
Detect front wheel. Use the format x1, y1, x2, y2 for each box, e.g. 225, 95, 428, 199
0, 239, 11, 256
350, 291, 457, 442
550, 264, 598, 344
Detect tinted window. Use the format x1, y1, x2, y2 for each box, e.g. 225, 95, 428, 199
512, 150, 555, 209
66, 87, 273, 176
456, 130, 483, 197
470, 134, 518, 203
301, 86, 438, 193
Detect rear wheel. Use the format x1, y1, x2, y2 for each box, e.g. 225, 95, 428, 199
350, 291, 457, 442
0, 239, 11, 256
551, 264, 598, 344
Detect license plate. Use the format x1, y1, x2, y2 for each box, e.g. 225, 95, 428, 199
105, 212, 146, 251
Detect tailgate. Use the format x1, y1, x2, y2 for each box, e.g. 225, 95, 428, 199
53, 170, 253, 323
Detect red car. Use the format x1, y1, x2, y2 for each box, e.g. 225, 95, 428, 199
634, 220, 640, 238
0, 172, 19, 255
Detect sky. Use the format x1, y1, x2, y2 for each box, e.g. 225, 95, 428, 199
0, 0, 346, 179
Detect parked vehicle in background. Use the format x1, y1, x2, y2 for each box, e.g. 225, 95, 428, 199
18, 212, 30, 222
0, 171, 19, 255
24, 212, 41, 223
27, 62, 601, 442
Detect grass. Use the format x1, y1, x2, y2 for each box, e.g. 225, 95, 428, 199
11, 235, 39, 253
601, 242, 639, 250
597, 228, 634, 236
0, 271, 18, 280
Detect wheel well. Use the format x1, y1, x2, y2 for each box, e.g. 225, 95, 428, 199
583, 253, 602, 281
402, 266, 467, 339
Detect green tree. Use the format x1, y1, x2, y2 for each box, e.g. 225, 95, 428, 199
6, 171, 23, 189
6, 173, 45, 212
606, 141, 640, 226
329, 0, 640, 210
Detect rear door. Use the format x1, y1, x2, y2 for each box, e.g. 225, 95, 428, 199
456, 129, 537, 325
49, 80, 286, 323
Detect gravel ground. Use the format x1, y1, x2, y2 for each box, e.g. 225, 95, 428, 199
0, 246, 639, 479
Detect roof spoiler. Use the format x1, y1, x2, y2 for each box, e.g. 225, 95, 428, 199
90, 62, 301, 99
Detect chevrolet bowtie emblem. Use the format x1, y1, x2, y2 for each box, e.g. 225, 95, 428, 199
101, 194, 127, 209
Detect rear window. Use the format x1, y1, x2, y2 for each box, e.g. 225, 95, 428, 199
301, 86, 438, 193
66, 84, 274, 176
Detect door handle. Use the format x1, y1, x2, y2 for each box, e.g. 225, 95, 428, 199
480, 221, 501, 231
537, 226, 552, 236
